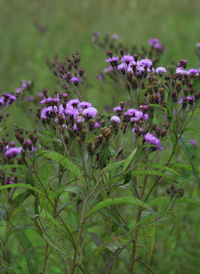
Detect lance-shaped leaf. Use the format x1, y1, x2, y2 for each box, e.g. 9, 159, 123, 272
40, 150, 84, 183
16, 232, 38, 274
37, 209, 73, 266
100, 241, 132, 274
193, 74, 200, 90
179, 137, 200, 185
143, 216, 157, 265
86, 196, 153, 219
131, 170, 177, 182
149, 196, 200, 207
123, 148, 137, 173
142, 163, 180, 176
0, 183, 43, 195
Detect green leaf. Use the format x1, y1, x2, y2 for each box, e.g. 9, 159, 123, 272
149, 196, 200, 207
86, 196, 153, 219
179, 137, 200, 185
169, 163, 192, 172
16, 232, 38, 274
37, 209, 73, 266
123, 148, 137, 173
101, 160, 124, 174
143, 216, 157, 265
26, 166, 34, 186
193, 74, 200, 90
131, 170, 176, 182
100, 241, 131, 274
0, 183, 43, 195
38, 163, 55, 187
0, 164, 26, 171
40, 150, 84, 183
88, 232, 111, 262
149, 104, 167, 113
139, 88, 148, 103
143, 164, 180, 176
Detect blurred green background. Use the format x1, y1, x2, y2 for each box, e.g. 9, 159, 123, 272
1, 0, 200, 273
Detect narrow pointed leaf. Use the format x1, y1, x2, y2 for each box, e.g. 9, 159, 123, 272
86, 196, 153, 218
179, 137, 200, 185
143, 216, 157, 265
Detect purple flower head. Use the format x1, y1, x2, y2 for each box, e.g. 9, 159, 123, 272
98, 75, 103, 81
41, 106, 58, 119
113, 106, 123, 113
176, 68, 189, 75
76, 116, 85, 123
82, 107, 98, 118
93, 121, 99, 128
136, 66, 145, 76
105, 56, 119, 66
65, 106, 79, 118
196, 43, 200, 48
112, 34, 119, 40
5, 147, 22, 158
3, 93, 16, 106
148, 38, 159, 46
104, 66, 113, 73
121, 55, 134, 64
190, 139, 198, 146
179, 96, 194, 104
78, 101, 92, 110
144, 132, 163, 150
68, 99, 80, 108
70, 77, 81, 84
156, 67, 167, 76
118, 63, 128, 71
111, 116, 121, 124
188, 68, 199, 76
139, 58, 153, 68
153, 42, 165, 52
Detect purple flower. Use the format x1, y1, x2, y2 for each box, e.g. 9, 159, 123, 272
121, 55, 134, 63
112, 34, 119, 40
93, 121, 99, 128
104, 66, 113, 73
105, 56, 119, 65
65, 106, 79, 118
118, 63, 128, 71
139, 58, 153, 68
144, 132, 163, 150
111, 116, 121, 123
76, 116, 85, 123
82, 107, 98, 118
156, 67, 167, 76
188, 68, 199, 76
78, 101, 92, 109
190, 139, 198, 146
148, 38, 159, 46
5, 147, 22, 158
179, 96, 194, 104
41, 106, 58, 119
196, 43, 200, 48
113, 106, 123, 113
70, 77, 81, 84
98, 75, 103, 81
176, 68, 189, 75
68, 99, 80, 107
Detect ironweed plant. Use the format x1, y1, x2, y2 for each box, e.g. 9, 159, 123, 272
1, 36, 200, 273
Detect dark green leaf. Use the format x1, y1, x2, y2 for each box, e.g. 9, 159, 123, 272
179, 137, 200, 185
123, 148, 137, 173
132, 170, 176, 182
0, 183, 43, 195
16, 232, 38, 274
40, 150, 84, 183
193, 74, 200, 90
37, 209, 73, 266
86, 196, 153, 219
143, 216, 157, 265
